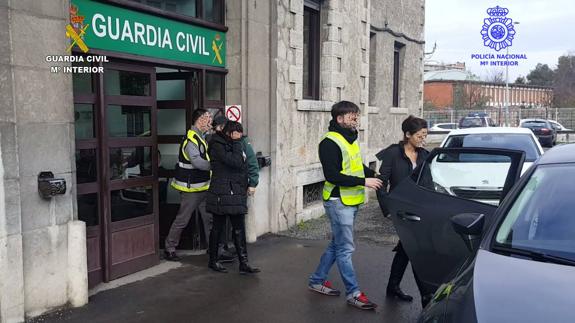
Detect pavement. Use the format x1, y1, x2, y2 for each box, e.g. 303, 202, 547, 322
30, 202, 422, 323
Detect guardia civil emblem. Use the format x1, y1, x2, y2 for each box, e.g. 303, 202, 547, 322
480, 6, 516, 51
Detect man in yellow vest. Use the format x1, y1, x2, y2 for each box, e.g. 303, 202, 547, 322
308, 101, 383, 310
164, 108, 213, 261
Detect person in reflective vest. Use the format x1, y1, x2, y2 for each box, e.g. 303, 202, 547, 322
164, 109, 213, 261
308, 101, 383, 310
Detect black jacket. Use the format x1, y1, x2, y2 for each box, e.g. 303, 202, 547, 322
206, 132, 249, 215
375, 142, 429, 214
319, 120, 376, 198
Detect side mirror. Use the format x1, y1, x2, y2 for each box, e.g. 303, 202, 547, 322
451, 213, 485, 252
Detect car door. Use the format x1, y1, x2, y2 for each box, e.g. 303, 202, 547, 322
382, 147, 525, 296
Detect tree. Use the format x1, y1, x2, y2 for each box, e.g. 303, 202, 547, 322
553, 54, 575, 108
515, 76, 526, 84
485, 69, 504, 84
453, 81, 489, 110
526, 63, 555, 86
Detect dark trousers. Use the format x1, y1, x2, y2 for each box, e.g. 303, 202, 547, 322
388, 241, 426, 296
209, 214, 249, 264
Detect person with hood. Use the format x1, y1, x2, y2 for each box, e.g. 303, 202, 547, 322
308, 101, 383, 310
206, 121, 260, 274
376, 115, 430, 306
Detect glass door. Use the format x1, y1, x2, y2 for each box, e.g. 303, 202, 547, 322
103, 63, 159, 280
156, 69, 206, 249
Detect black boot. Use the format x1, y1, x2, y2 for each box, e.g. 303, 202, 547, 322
208, 227, 227, 273
218, 244, 236, 263
233, 228, 260, 274
386, 285, 413, 302
386, 242, 413, 302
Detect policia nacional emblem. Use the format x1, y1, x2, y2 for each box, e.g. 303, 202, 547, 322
480, 6, 516, 52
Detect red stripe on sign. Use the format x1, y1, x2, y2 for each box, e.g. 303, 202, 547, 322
227, 106, 240, 121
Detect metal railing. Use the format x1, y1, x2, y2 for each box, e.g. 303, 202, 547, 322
424, 107, 575, 129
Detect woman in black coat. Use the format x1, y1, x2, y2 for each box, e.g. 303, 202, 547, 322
376, 115, 429, 305
206, 121, 260, 274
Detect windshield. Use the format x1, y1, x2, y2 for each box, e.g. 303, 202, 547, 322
460, 117, 485, 128
443, 133, 540, 162
522, 121, 548, 128
494, 164, 575, 263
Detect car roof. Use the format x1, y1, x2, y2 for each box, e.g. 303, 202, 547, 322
537, 144, 575, 165
445, 127, 533, 135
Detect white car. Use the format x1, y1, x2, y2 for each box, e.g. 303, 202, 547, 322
434, 127, 544, 205
430, 122, 458, 131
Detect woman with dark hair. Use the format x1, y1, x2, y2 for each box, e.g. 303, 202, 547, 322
206, 121, 260, 274
376, 115, 429, 304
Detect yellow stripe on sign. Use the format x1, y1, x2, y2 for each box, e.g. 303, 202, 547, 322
66, 24, 89, 53
212, 40, 223, 65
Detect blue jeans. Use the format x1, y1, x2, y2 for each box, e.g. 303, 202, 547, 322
309, 199, 359, 297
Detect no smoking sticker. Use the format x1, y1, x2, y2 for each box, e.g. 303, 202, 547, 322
225, 105, 242, 123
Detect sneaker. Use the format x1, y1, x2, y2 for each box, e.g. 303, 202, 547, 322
347, 292, 377, 310
308, 280, 341, 296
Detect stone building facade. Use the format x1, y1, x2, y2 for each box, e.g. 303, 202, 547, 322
0, 0, 425, 321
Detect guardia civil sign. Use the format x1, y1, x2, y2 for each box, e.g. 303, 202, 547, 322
69, 0, 226, 68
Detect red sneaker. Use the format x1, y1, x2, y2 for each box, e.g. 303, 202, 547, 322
308, 280, 341, 296
347, 292, 377, 310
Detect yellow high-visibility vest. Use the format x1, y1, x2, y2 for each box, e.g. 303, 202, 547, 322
321, 131, 365, 206
171, 129, 211, 192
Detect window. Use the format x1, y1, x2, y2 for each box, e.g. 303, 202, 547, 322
303, 182, 323, 208
203, 0, 223, 24
415, 151, 514, 205
393, 42, 405, 107
444, 134, 541, 162
495, 164, 575, 261
303, 1, 320, 100
127, 0, 197, 18
124, 0, 224, 24
205, 72, 224, 101
368, 32, 377, 106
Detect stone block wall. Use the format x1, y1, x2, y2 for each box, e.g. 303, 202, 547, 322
0, 1, 87, 321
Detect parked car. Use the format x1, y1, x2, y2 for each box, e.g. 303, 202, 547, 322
458, 113, 497, 129
437, 127, 543, 204
519, 119, 557, 147
430, 123, 458, 131
548, 120, 572, 131
382, 144, 575, 323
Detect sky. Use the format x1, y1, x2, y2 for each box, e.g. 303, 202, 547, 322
425, 0, 575, 81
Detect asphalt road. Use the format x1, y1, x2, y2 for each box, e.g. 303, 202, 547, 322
31, 202, 422, 323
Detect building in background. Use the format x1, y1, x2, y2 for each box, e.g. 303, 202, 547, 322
424, 70, 554, 110
0, 0, 425, 320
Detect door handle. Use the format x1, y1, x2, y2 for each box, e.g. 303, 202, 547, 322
397, 211, 421, 222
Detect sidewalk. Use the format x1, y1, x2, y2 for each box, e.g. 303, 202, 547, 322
31, 203, 422, 323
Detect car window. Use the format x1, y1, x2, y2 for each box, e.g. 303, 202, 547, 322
522, 121, 547, 127
416, 152, 512, 205
495, 164, 575, 262
549, 122, 560, 130
460, 118, 484, 128
443, 134, 540, 162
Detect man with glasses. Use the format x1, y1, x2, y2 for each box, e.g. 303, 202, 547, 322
165, 109, 213, 261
